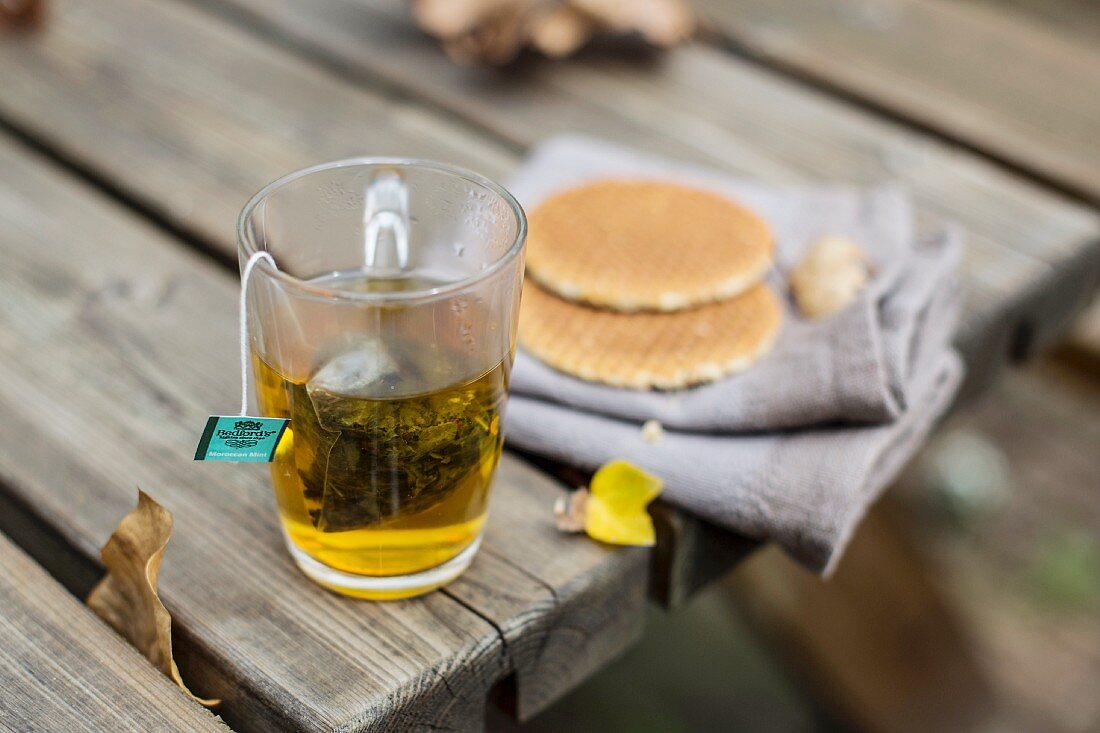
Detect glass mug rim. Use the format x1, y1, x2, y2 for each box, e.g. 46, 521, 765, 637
237, 156, 527, 304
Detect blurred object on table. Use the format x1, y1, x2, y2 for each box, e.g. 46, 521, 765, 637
0, 0, 44, 29
411, 0, 694, 64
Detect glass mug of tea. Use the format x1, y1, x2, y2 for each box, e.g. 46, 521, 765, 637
238, 159, 526, 599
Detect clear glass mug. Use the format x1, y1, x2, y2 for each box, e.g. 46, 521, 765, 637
238, 159, 526, 599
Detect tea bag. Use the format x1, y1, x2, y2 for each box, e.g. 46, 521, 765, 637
292, 343, 496, 532
194, 250, 290, 463
307, 341, 402, 403
294, 343, 399, 532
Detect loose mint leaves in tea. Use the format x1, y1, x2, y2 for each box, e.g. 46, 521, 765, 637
291, 346, 505, 533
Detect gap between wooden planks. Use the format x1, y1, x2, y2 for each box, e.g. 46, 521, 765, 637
0, 131, 648, 731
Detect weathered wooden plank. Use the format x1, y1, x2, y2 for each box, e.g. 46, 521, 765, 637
449, 461, 648, 719
179, 0, 1100, 369
509, 452, 757, 607
0, 0, 680, 627
0, 531, 228, 733
0, 0, 651, 722
1, 0, 1095, 623
0, 133, 504, 733
0, 0, 516, 248
961, 0, 1100, 46
0, 134, 647, 729
694, 0, 1100, 205
650, 504, 757, 607
2, 0, 1095, 351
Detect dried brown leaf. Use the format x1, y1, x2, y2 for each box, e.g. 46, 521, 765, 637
412, 0, 508, 37
0, 0, 46, 30
414, 0, 547, 65
86, 490, 218, 707
573, 0, 694, 46
411, 0, 694, 64
554, 487, 589, 532
531, 5, 593, 58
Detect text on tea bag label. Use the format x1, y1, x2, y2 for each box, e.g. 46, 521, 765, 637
194, 251, 289, 462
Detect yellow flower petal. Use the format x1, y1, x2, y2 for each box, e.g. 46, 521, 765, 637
584, 460, 663, 547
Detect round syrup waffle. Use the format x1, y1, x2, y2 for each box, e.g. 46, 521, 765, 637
525, 180, 774, 312
518, 279, 783, 389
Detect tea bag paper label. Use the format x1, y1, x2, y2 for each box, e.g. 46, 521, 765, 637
194, 416, 289, 462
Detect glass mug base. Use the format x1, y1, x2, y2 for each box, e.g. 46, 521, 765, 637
283, 532, 483, 600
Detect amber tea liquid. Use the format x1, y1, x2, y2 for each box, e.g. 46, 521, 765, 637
253, 271, 507, 599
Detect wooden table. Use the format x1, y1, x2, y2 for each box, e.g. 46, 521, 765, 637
0, 0, 1096, 730
0, 532, 227, 732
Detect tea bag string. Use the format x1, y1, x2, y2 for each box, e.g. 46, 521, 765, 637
239, 251, 277, 416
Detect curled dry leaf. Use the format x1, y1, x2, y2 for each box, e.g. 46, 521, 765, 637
572, 0, 693, 46
554, 487, 589, 532
86, 490, 218, 707
412, 0, 540, 64
531, 5, 593, 58
410, 0, 694, 65
553, 460, 663, 546
411, 0, 510, 37
790, 234, 871, 318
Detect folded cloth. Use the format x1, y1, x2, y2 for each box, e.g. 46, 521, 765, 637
507, 351, 962, 574
503, 136, 965, 574
509, 135, 958, 430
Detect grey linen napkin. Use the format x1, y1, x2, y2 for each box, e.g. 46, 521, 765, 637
502, 136, 965, 574
509, 135, 956, 430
